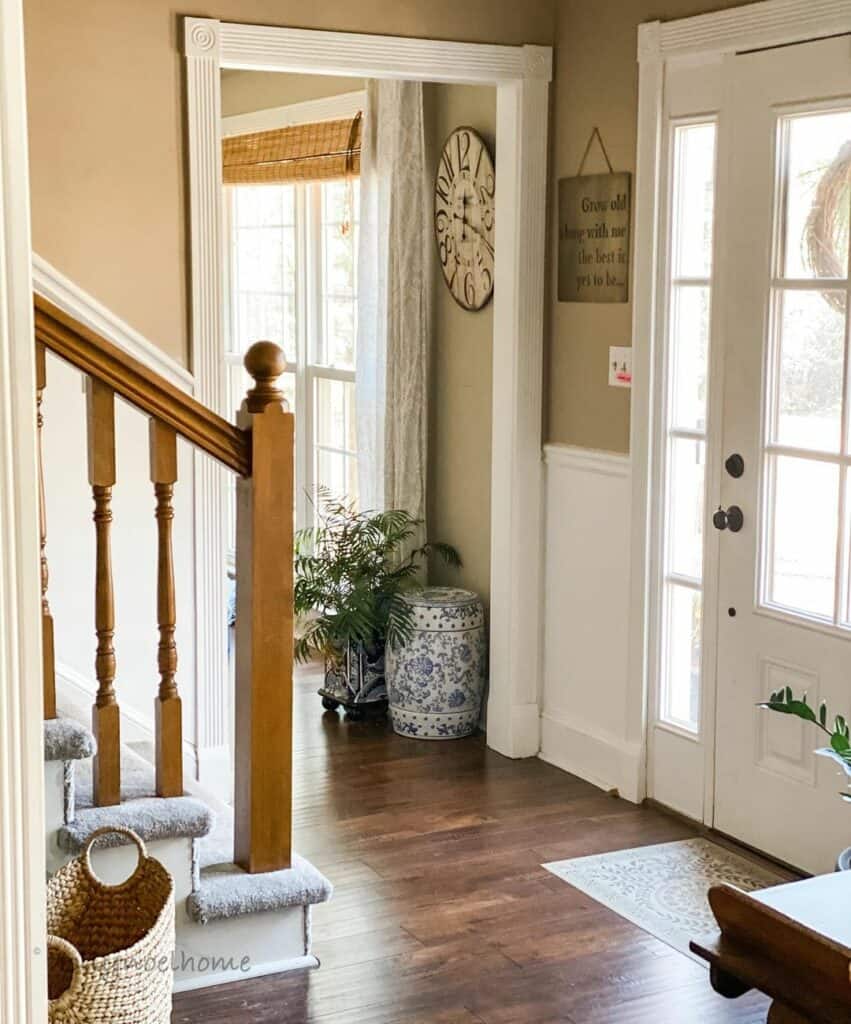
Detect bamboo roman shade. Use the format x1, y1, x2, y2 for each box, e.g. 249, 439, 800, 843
223, 114, 362, 186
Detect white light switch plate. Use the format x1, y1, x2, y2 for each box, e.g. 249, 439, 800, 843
609, 346, 632, 388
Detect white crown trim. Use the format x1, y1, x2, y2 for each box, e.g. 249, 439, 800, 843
32, 254, 194, 392
214, 20, 552, 84
649, 0, 851, 61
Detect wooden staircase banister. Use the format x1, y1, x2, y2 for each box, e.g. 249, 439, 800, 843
34, 294, 250, 476
36, 298, 295, 875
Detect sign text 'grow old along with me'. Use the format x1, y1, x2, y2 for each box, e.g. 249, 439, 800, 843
558, 172, 631, 303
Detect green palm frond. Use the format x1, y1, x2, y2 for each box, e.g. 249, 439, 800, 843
292, 494, 461, 661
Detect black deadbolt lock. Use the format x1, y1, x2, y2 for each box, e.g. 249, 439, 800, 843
725, 453, 745, 478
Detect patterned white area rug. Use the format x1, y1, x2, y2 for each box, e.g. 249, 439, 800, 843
543, 837, 783, 960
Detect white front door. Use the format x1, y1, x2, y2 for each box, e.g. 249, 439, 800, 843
648, 35, 851, 875
714, 36, 851, 875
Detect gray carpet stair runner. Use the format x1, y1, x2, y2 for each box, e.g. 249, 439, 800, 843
44, 717, 332, 921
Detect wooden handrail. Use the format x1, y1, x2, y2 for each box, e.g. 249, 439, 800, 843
35, 299, 295, 868
34, 295, 250, 476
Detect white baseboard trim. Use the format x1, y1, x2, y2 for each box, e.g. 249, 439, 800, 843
485, 700, 540, 759
172, 954, 318, 994
56, 661, 199, 778
539, 711, 642, 804
32, 253, 194, 392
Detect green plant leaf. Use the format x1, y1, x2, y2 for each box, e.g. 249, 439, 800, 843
816, 746, 851, 778
757, 699, 817, 723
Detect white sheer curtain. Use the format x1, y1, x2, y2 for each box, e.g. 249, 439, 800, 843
356, 80, 431, 544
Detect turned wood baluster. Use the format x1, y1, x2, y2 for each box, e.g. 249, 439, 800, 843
36, 343, 57, 719
150, 419, 182, 798
86, 379, 120, 806
234, 341, 294, 874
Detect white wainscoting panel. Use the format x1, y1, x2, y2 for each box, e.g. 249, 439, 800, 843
539, 444, 641, 801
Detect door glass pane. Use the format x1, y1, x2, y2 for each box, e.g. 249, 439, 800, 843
673, 124, 716, 279
781, 110, 851, 280
657, 120, 717, 735
774, 290, 846, 452
667, 437, 706, 580
670, 286, 710, 430
768, 455, 839, 619
661, 584, 702, 732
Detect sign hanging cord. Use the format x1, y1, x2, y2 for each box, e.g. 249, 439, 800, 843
577, 126, 614, 176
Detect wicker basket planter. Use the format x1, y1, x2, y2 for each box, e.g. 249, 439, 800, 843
46, 826, 175, 1024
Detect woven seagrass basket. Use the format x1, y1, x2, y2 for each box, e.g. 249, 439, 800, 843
46, 826, 175, 1024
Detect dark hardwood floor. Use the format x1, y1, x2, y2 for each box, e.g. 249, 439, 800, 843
172, 667, 770, 1023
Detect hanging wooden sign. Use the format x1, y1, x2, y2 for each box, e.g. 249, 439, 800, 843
558, 128, 631, 303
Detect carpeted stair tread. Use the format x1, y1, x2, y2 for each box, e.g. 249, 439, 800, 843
187, 852, 332, 924
59, 732, 214, 853
58, 796, 214, 853
186, 802, 332, 924
44, 719, 96, 763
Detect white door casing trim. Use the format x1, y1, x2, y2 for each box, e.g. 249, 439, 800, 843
629, 0, 851, 807
184, 18, 552, 758
0, 0, 48, 1017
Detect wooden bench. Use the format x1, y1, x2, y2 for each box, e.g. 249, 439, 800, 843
691, 873, 851, 1023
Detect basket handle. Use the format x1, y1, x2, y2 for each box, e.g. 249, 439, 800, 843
47, 935, 83, 1007
82, 826, 148, 888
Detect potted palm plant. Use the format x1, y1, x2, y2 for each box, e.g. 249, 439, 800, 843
294, 494, 460, 719
760, 688, 851, 869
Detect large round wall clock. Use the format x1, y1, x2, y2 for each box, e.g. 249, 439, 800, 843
434, 126, 495, 311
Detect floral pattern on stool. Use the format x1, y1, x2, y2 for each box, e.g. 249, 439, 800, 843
386, 587, 487, 739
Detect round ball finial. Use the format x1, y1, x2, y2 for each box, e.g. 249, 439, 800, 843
243, 341, 287, 412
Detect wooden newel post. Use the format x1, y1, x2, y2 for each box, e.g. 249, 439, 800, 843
234, 341, 294, 874
150, 419, 183, 798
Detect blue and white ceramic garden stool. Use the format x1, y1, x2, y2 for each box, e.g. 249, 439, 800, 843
386, 587, 487, 739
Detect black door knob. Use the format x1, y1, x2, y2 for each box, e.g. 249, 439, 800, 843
713, 505, 744, 532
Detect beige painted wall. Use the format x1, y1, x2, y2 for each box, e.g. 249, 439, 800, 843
24, 0, 766, 450
23, 0, 556, 366
424, 84, 496, 606
221, 70, 363, 118
547, 0, 758, 452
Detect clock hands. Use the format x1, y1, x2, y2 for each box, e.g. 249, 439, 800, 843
453, 214, 494, 256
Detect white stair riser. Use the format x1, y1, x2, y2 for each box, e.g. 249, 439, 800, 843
174, 906, 314, 992
86, 837, 193, 896
44, 763, 322, 994
44, 761, 67, 875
